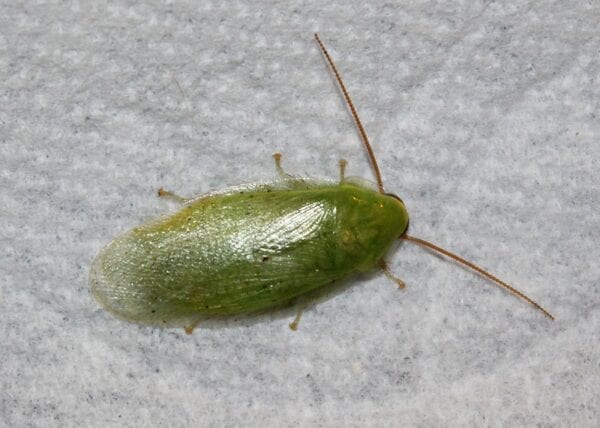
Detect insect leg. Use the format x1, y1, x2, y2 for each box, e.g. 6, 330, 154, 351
288, 304, 307, 331
378, 259, 406, 289
157, 187, 189, 203
272, 152, 295, 180
183, 319, 201, 334
339, 159, 348, 182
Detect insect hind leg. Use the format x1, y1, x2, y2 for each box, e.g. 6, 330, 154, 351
288, 305, 306, 331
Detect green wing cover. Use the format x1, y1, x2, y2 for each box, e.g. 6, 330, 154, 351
92, 184, 354, 326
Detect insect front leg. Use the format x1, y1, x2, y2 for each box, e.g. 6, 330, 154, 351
378, 260, 406, 289
157, 187, 189, 203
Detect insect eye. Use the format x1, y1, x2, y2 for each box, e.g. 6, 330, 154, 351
401, 218, 410, 237
384, 193, 404, 204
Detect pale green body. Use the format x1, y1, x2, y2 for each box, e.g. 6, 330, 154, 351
90, 178, 409, 328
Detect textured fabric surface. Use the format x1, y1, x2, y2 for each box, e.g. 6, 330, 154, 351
2, 1, 599, 426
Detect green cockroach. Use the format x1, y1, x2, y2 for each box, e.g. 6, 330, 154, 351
90, 34, 553, 333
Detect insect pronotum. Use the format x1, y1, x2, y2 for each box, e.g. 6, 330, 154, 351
90, 34, 554, 333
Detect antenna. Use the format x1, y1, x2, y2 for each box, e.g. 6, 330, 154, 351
402, 235, 554, 320
315, 34, 553, 321
315, 33, 385, 193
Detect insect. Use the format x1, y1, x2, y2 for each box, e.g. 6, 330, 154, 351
90, 34, 553, 333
